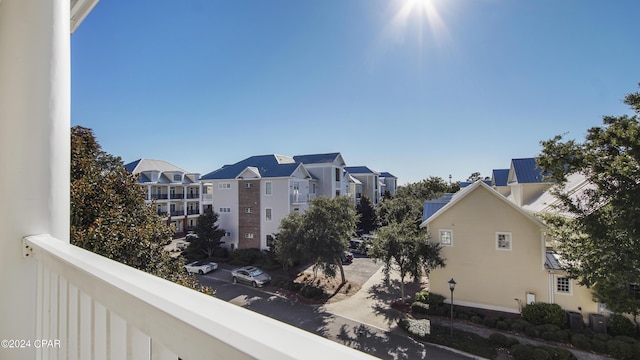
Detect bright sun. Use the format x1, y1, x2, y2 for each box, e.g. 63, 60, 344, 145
387, 0, 449, 45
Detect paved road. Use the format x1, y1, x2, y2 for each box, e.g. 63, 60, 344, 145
197, 263, 475, 360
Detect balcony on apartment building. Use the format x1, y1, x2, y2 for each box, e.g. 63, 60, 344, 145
290, 192, 316, 204
151, 193, 169, 200
187, 208, 200, 215
186, 192, 200, 199
170, 193, 185, 199
21, 235, 374, 360
170, 210, 185, 217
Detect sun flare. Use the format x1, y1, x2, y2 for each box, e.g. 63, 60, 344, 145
386, 0, 450, 46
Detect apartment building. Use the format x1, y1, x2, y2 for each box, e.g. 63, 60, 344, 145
344, 166, 382, 206
124, 159, 202, 235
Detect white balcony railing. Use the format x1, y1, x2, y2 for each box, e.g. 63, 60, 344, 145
23, 235, 376, 360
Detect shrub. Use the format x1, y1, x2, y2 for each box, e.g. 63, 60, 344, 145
300, 285, 326, 300
609, 314, 636, 337
570, 334, 592, 351
613, 335, 637, 345
470, 315, 483, 324
415, 291, 446, 309
511, 344, 536, 360
411, 301, 430, 314
538, 345, 577, 360
533, 348, 551, 360
483, 317, 497, 328
496, 320, 510, 331
524, 325, 540, 338
229, 248, 265, 266
489, 333, 509, 347
510, 319, 531, 332
552, 330, 570, 343
607, 339, 632, 360
590, 339, 608, 354
399, 318, 431, 338
522, 303, 567, 328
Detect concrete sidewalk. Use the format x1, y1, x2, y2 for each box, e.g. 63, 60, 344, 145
322, 265, 609, 360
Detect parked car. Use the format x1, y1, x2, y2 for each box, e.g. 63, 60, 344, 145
231, 266, 271, 287
175, 240, 189, 251
343, 251, 354, 264
184, 261, 218, 275
348, 239, 371, 255
186, 233, 198, 241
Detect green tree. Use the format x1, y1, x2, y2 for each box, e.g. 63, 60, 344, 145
370, 196, 445, 300
275, 196, 358, 284
71, 126, 211, 293
185, 208, 226, 260
273, 211, 307, 269
537, 85, 640, 316
356, 195, 379, 234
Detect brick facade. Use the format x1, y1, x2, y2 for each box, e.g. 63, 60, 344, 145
237, 180, 261, 249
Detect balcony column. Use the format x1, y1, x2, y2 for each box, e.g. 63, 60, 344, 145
0, 0, 70, 356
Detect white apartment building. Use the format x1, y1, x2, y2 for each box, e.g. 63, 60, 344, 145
201, 154, 335, 250
124, 159, 202, 234
344, 166, 382, 206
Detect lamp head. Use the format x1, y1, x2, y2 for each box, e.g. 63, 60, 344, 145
448, 278, 456, 291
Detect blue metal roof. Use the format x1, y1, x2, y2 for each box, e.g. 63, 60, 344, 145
201, 155, 300, 180
345, 166, 375, 174
293, 152, 341, 164
379, 172, 396, 178
492, 169, 509, 186
422, 194, 454, 222
512, 158, 545, 183
124, 159, 141, 173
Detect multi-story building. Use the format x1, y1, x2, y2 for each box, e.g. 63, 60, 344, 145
124, 159, 202, 235
379, 172, 398, 198
200, 154, 320, 250
344, 166, 381, 206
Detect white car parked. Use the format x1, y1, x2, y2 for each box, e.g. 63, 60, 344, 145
184, 261, 218, 275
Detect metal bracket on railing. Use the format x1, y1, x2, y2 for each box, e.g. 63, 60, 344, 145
22, 239, 33, 259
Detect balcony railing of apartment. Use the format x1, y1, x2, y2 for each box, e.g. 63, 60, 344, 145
157, 211, 168, 216
202, 194, 214, 201
151, 193, 169, 200
186, 193, 200, 199
22, 234, 374, 360
170, 193, 185, 199
187, 209, 200, 215
170, 210, 185, 217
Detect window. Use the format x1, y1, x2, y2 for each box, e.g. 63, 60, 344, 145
245, 183, 252, 188
265, 182, 272, 195
245, 208, 252, 214
293, 182, 299, 191
312, 183, 316, 194
496, 232, 512, 250
265, 208, 272, 222
335, 168, 340, 181
556, 276, 571, 294
266, 235, 275, 248
439, 230, 453, 246
218, 183, 231, 189
173, 174, 181, 181
244, 233, 254, 239
225, 231, 231, 237
219, 207, 231, 213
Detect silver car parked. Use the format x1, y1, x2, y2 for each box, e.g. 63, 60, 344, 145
231, 266, 271, 287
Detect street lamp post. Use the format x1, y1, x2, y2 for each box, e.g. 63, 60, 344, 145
448, 278, 456, 337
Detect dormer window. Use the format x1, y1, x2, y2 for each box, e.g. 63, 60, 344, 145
173, 174, 181, 181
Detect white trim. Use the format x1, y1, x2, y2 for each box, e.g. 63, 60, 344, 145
439, 229, 453, 246
496, 232, 512, 251
554, 275, 573, 296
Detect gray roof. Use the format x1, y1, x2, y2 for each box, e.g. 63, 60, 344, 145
544, 252, 566, 271
201, 154, 301, 180
422, 194, 455, 222
124, 158, 188, 174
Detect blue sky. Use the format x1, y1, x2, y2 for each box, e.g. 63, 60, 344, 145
71, 0, 640, 185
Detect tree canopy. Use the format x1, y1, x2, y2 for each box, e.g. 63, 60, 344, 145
371, 192, 445, 300
537, 85, 640, 315
184, 208, 226, 260
71, 126, 211, 293
275, 196, 358, 284
356, 195, 379, 234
